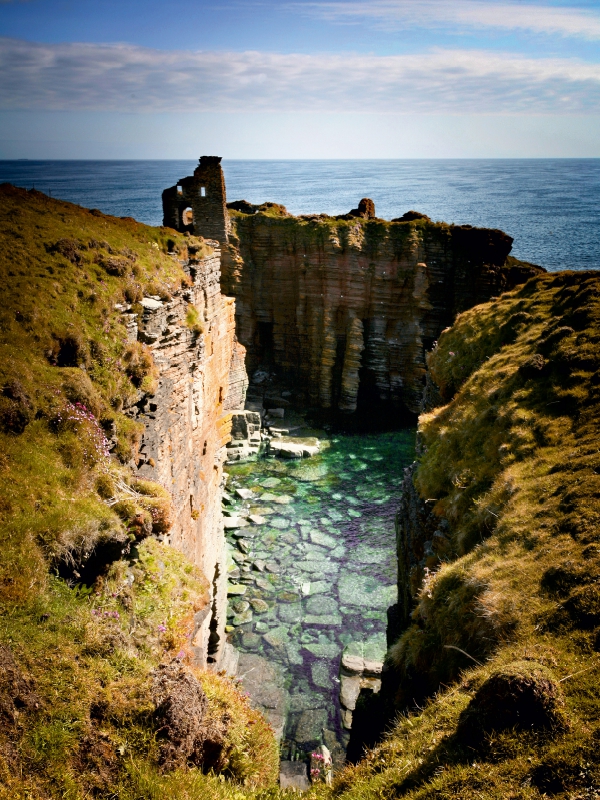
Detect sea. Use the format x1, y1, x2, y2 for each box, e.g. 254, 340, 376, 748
1, 159, 599, 272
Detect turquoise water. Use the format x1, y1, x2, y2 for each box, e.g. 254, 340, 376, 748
224, 428, 415, 755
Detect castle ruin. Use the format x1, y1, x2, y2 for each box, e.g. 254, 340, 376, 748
162, 155, 230, 243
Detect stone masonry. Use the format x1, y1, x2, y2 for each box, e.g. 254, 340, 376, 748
162, 156, 230, 244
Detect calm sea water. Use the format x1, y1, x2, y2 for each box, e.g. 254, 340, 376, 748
1, 159, 599, 272
225, 425, 416, 757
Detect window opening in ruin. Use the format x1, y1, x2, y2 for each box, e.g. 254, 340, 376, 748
207, 563, 221, 663
190, 494, 194, 511
176, 185, 183, 195
218, 386, 223, 404
182, 207, 193, 226
202, 440, 207, 455
200, 186, 206, 197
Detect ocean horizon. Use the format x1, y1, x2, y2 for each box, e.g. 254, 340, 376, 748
1, 158, 599, 272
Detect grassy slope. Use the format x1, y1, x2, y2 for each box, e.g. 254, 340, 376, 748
320, 270, 600, 799
0, 186, 278, 799
4, 185, 599, 800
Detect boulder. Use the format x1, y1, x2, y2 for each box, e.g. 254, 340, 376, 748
268, 436, 320, 459
280, 761, 310, 791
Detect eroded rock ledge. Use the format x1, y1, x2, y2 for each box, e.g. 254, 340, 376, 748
222, 202, 542, 418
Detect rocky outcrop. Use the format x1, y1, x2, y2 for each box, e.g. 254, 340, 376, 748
162, 156, 230, 243
131, 241, 247, 666
394, 462, 452, 630
222, 209, 543, 417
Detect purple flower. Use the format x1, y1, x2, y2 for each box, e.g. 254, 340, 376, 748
157, 624, 167, 633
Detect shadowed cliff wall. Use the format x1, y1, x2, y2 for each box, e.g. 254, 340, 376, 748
222, 209, 541, 418
130, 241, 247, 666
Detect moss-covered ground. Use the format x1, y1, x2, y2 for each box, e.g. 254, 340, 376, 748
2, 184, 599, 799
0, 185, 279, 798
319, 270, 600, 799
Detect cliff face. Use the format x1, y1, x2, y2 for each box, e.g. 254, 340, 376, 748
132, 242, 247, 666
222, 210, 541, 417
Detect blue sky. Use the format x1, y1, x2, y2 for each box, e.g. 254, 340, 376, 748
1, 0, 599, 157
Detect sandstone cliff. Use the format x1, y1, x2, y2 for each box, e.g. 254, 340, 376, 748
131, 241, 247, 665
222, 207, 542, 418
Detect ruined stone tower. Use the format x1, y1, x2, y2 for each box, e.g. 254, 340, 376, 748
162, 156, 230, 243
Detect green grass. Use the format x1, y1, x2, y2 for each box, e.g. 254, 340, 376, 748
3, 185, 600, 799
0, 186, 279, 798
320, 270, 600, 799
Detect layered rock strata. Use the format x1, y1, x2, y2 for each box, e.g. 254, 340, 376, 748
131, 241, 247, 666
222, 209, 542, 415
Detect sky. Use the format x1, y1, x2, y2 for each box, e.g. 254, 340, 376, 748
0, 0, 599, 158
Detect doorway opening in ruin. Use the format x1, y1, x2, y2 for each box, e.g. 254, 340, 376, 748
256, 321, 274, 364
207, 562, 221, 664
182, 207, 193, 227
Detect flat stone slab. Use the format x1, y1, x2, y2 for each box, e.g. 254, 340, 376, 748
263, 625, 289, 648
280, 761, 310, 791
260, 492, 278, 502
303, 580, 331, 596
270, 517, 290, 529
352, 544, 389, 564
273, 494, 293, 505
297, 559, 338, 574
141, 297, 163, 309
255, 577, 277, 592
341, 637, 387, 675
304, 614, 342, 626
269, 436, 320, 459
305, 595, 338, 616
235, 488, 255, 500
302, 642, 340, 659
295, 708, 328, 743
278, 603, 303, 623
232, 609, 253, 626
261, 477, 281, 488
248, 514, 266, 525
249, 597, 269, 613
227, 584, 247, 596
290, 692, 322, 712
338, 574, 396, 608
311, 660, 331, 689
340, 675, 362, 710
224, 516, 249, 529
309, 530, 337, 548
238, 652, 288, 741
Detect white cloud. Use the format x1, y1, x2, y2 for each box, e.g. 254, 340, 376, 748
298, 0, 600, 39
0, 37, 599, 113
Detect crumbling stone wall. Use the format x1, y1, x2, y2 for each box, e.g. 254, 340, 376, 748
162, 156, 230, 244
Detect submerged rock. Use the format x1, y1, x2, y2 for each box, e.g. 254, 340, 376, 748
249, 597, 269, 613
238, 652, 288, 741
311, 660, 332, 689
295, 708, 328, 743
338, 574, 395, 608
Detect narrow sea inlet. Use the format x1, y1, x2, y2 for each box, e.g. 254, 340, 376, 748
224, 426, 416, 759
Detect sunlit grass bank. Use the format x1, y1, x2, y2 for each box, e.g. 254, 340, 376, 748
0, 186, 278, 798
